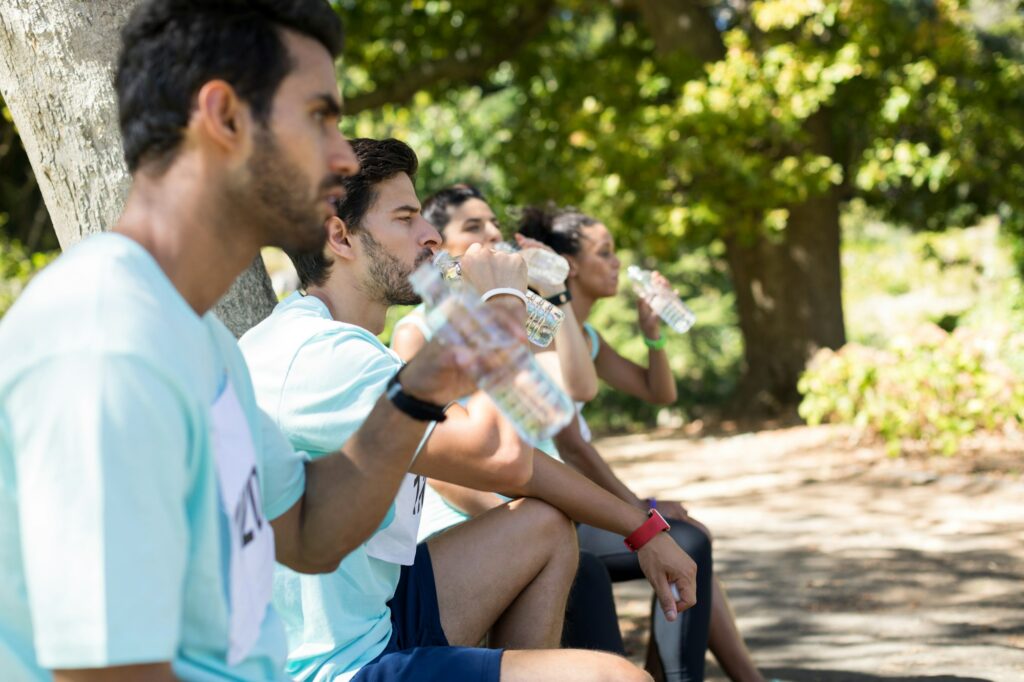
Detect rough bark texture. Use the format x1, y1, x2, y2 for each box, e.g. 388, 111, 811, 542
636, 0, 846, 410
0, 1, 133, 248
0, 0, 276, 336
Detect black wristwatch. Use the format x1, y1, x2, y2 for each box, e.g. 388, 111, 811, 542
545, 289, 572, 306
386, 368, 448, 422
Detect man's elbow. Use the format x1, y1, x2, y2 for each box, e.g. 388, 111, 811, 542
281, 540, 358, 575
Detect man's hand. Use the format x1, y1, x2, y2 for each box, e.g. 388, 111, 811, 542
636, 532, 697, 621
398, 338, 478, 406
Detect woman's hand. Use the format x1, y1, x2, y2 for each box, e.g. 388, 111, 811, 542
638, 297, 661, 340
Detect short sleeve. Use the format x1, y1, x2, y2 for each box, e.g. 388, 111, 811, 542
256, 408, 308, 521
278, 331, 401, 457
8, 354, 190, 668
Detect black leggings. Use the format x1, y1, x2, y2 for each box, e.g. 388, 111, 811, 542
564, 522, 714, 682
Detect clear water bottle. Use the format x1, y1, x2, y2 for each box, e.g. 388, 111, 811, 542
408, 262, 575, 444
626, 265, 696, 334
434, 251, 564, 347
493, 242, 571, 289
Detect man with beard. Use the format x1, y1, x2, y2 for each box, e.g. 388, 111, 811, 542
240, 137, 698, 682
0, 2, 518, 681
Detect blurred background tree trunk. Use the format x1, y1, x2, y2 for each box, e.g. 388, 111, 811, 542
636, 0, 846, 411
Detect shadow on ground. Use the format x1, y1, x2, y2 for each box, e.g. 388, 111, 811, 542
601, 424, 1024, 681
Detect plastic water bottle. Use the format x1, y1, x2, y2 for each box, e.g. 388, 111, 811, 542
408, 262, 575, 444
493, 242, 570, 289
626, 265, 696, 334
434, 251, 564, 348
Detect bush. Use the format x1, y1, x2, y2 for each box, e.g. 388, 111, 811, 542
798, 323, 1024, 456
0, 239, 57, 319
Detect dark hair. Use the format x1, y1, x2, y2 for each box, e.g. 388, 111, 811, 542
290, 138, 419, 289
421, 184, 486, 232
116, 0, 343, 173
517, 203, 598, 256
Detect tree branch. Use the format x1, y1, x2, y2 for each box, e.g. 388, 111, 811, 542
344, 1, 556, 115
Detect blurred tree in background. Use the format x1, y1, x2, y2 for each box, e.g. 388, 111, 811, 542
336, 0, 1024, 411
3, 0, 1022, 418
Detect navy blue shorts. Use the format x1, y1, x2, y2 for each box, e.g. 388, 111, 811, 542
351, 543, 503, 682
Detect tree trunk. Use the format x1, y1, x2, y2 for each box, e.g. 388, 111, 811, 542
0, 1, 276, 337
723, 194, 845, 412
637, 0, 847, 410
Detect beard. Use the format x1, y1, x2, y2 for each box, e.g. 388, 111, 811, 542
359, 231, 433, 306
241, 127, 331, 255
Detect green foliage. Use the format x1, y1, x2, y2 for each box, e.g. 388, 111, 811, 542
799, 324, 1024, 455
332, 0, 1024, 430
802, 214, 1024, 455
0, 239, 57, 319
337, 1, 1023, 260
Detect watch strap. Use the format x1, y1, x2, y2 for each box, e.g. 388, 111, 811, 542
623, 509, 670, 552
386, 369, 448, 422
545, 290, 572, 306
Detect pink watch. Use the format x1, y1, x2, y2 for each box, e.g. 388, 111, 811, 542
623, 509, 670, 552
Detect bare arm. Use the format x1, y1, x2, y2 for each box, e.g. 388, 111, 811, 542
503, 452, 697, 620
592, 301, 677, 405
271, 341, 460, 574
428, 478, 507, 517
54, 664, 177, 682
393, 316, 534, 490
553, 414, 644, 507
272, 247, 530, 574
515, 233, 598, 402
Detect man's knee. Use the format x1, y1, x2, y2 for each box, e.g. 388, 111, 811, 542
586, 652, 653, 682
509, 498, 578, 564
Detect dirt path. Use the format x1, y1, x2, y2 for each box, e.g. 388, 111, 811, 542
598, 424, 1024, 682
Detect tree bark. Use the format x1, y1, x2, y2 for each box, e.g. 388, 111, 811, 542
637, 0, 847, 410
0, 0, 276, 336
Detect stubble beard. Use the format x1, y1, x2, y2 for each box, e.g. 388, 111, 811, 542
359, 231, 434, 306
246, 127, 325, 255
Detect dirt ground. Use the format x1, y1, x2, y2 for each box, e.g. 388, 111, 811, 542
599, 423, 1024, 682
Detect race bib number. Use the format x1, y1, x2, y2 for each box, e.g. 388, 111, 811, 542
365, 473, 426, 565
210, 379, 276, 665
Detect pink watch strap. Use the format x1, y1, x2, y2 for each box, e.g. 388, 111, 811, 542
623, 509, 670, 552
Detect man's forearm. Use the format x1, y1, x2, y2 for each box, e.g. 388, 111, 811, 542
505, 452, 648, 537
290, 396, 429, 572
556, 436, 643, 508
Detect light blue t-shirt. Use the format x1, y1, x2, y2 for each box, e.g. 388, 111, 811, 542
241, 293, 428, 681
0, 233, 307, 680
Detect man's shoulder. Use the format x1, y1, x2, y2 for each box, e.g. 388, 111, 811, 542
0, 233, 210, 384
242, 294, 396, 369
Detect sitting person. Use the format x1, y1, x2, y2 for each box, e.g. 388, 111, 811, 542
389, 186, 713, 680
240, 138, 700, 682
391, 184, 625, 655
520, 204, 771, 682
